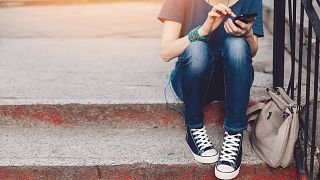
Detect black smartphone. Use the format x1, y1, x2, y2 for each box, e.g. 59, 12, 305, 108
233, 13, 257, 26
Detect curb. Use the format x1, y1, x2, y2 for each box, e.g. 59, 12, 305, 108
0, 100, 265, 128
0, 164, 297, 180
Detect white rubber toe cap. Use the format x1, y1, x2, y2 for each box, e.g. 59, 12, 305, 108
216, 164, 235, 173
215, 164, 240, 180
201, 148, 218, 156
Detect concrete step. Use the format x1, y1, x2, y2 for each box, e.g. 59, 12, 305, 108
0, 3, 296, 179
0, 96, 266, 128
0, 125, 297, 179
0, 38, 271, 105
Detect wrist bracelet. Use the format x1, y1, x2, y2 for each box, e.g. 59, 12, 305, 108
188, 26, 207, 42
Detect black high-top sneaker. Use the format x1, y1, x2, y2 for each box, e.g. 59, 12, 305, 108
215, 131, 243, 180
186, 126, 219, 163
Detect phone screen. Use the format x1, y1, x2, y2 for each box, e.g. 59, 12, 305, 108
234, 13, 257, 24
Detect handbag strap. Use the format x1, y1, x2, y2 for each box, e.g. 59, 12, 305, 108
246, 102, 265, 122
246, 102, 265, 115
276, 87, 296, 104
247, 113, 260, 122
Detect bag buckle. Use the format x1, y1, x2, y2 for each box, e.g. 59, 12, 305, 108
282, 104, 298, 118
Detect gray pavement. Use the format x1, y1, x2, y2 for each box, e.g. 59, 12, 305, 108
0, 38, 173, 104
0, 2, 162, 38
0, 2, 273, 105
0, 123, 262, 166
0, 1, 282, 170
0, 37, 272, 105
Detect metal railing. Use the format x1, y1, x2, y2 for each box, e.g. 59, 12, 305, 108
273, 0, 320, 179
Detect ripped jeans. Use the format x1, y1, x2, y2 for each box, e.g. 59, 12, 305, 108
169, 36, 254, 132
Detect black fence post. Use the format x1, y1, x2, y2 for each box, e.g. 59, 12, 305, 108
273, 0, 286, 88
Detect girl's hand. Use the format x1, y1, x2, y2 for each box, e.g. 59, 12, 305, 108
198, 3, 236, 36
224, 18, 255, 37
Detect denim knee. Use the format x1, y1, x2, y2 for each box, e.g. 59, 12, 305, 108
180, 41, 213, 77
174, 41, 214, 129
221, 36, 254, 132
223, 36, 252, 60
222, 36, 254, 83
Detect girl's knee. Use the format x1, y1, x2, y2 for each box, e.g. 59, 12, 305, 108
180, 41, 213, 76
222, 36, 252, 68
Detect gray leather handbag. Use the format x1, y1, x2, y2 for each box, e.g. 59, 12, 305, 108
246, 87, 299, 168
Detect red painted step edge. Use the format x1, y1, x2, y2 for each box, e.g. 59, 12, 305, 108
0, 103, 188, 127
0, 100, 266, 128
0, 163, 297, 180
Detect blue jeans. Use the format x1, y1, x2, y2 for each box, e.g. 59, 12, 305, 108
170, 36, 254, 132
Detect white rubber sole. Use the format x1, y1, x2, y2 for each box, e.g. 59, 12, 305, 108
191, 151, 219, 164
215, 166, 240, 180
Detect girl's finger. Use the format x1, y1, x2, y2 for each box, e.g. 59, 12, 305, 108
226, 19, 240, 33
213, 5, 228, 15
224, 22, 230, 34
208, 11, 221, 18
235, 20, 248, 30
217, 3, 236, 17
225, 21, 234, 34
226, 21, 244, 36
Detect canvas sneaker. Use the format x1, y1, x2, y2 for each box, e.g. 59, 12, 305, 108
215, 131, 243, 180
186, 126, 219, 163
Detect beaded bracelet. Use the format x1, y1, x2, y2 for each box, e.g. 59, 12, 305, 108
187, 26, 207, 42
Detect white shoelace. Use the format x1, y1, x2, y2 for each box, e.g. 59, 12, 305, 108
190, 127, 213, 151
219, 132, 242, 164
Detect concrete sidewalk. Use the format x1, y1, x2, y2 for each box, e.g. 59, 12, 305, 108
0, 123, 260, 166
0, 3, 300, 179
0, 2, 162, 38
0, 2, 273, 105
0, 37, 272, 105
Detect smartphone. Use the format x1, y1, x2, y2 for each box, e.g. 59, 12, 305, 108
233, 13, 257, 26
